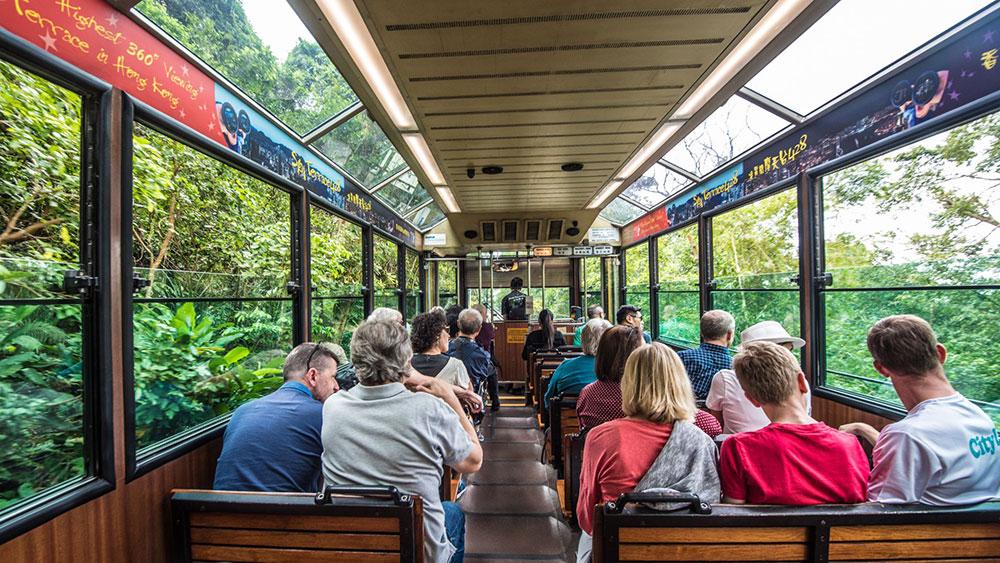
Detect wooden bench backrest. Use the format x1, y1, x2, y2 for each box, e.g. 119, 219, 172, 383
594, 501, 1000, 563
547, 395, 579, 475
563, 428, 589, 525
172, 488, 424, 562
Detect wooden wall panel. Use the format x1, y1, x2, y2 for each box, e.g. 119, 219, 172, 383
813, 396, 896, 432
0, 439, 221, 562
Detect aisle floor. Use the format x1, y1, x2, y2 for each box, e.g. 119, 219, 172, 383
458, 396, 576, 562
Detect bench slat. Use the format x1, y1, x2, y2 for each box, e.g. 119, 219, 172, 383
190, 527, 400, 551
189, 512, 400, 533
831, 523, 1000, 541
620, 526, 808, 543
619, 542, 807, 561
191, 544, 401, 562
828, 539, 1000, 560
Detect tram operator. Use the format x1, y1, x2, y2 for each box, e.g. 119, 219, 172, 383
500, 277, 528, 320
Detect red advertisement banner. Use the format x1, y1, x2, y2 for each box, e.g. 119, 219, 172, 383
2, 0, 221, 142
627, 207, 669, 246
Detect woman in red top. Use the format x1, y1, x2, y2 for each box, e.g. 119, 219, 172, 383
575, 343, 717, 562
576, 327, 722, 437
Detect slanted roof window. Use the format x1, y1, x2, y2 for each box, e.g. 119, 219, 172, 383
600, 197, 645, 226
375, 171, 432, 216
136, 0, 359, 136
313, 111, 408, 188
622, 163, 692, 209
410, 201, 446, 231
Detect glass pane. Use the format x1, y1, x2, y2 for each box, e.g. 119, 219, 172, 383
0, 60, 86, 511
822, 113, 1000, 289
581, 257, 603, 310
623, 163, 691, 208
133, 300, 293, 449
132, 124, 293, 451
711, 189, 800, 348
375, 171, 432, 216
312, 297, 364, 354
747, 0, 992, 115
624, 243, 650, 316
664, 95, 789, 177
373, 234, 399, 310
314, 112, 407, 187
136, 0, 358, 135
132, 124, 291, 298
824, 289, 999, 426
436, 261, 459, 309
657, 224, 700, 346
311, 207, 363, 296
600, 197, 645, 226
404, 250, 421, 321
412, 201, 446, 231
528, 287, 572, 320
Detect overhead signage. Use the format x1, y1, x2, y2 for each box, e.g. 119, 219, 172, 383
532, 247, 553, 257
621, 11, 1000, 245
424, 233, 446, 246
594, 245, 615, 256
2, 0, 418, 246
573, 246, 594, 256
553, 247, 573, 256
588, 227, 620, 243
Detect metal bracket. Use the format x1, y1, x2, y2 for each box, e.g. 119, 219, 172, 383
62, 270, 97, 295
131, 274, 151, 294
816, 272, 834, 287
285, 281, 301, 295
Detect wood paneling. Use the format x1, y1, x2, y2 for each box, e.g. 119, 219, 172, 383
0, 440, 221, 562
812, 396, 897, 432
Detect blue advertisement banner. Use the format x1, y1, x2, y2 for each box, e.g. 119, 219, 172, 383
623, 9, 1000, 245
214, 86, 419, 246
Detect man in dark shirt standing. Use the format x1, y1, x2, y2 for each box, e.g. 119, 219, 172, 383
213, 342, 339, 491
501, 277, 528, 321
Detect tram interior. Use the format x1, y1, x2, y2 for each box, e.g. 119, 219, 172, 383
0, 0, 998, 561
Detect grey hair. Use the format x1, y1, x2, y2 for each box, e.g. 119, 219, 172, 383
457, 308, 483, 335
581, 318, 613, 356
283, 342, 337, 381
701, 309, 736, 341
587, 304, 604, 319
367, 307, 403, 324
350, 319, 412, 385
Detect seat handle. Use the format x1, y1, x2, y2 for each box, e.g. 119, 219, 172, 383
606, 492, 712, 514
315, 485, 409, 506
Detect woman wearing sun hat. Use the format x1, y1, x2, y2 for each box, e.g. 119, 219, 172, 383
705, 321, 809, 435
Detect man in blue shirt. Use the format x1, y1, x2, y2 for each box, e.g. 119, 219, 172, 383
213, 342, 339, 492
448, 308, 494, 394
678, 310, 735, 400
545, 318, 611, 404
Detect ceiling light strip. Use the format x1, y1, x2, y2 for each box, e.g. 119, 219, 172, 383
436, 186, 461, 213
402, 133, 446, 186
316, 0, 417, 130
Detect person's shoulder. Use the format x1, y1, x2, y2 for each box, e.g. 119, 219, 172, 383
676, 347, 695, 358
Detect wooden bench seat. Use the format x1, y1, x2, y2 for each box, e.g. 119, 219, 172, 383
593, 493, 1000, 563
546, 394, 580, 475
172, 486, 424, 562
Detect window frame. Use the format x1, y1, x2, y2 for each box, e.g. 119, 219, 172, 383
0, 31, 115, 543
307, 197, 366, 347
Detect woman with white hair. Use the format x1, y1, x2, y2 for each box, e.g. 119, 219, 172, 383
367, 307, 404, 325
321, 319, 483, 563
544, 318, 611, 405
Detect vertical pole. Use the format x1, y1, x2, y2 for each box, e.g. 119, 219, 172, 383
290, 192, 310, 344
489, 251, 495, 315
477, 247, 484, 305
648, 236, 659, 341
541, 259, 547, 310
458, 258, 468, 308
396, 243, 406, 314
698, 215, 712, 317
362, 225, 374, 315
799, 175, 821, 387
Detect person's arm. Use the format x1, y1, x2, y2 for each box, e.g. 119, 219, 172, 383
410, 375, 483, 473
544, 363, 565, 404
839, 422, 880, 447
705, 371, 727, 428
576, 429, 603, 535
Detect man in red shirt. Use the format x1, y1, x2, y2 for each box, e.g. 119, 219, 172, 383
720, 341, 869, 505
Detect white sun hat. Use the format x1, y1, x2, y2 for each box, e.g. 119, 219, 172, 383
739, 321, 806, 349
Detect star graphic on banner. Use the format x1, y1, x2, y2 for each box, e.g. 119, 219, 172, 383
965, 49, 973, 59
208, 121, 215, 131
985, 30, 995, 43
948, 90, 960, 101
181, 64, 190, 77
106, 13, 119, 27
179, 109, 186, 118
39, 33, 57, 52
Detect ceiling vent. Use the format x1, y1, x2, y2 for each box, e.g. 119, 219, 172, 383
480, 221, 497, 242
463, 229, 478, 240
547, 219, 564, 241
502, 220, 519, 242
524, 220, 542, 242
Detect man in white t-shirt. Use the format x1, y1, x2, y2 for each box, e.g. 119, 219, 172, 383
706, 321, 810, 435
840, 315, 1000, 506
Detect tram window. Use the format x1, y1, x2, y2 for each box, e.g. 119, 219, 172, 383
528, 288, 572, 320
623, 243, 651, 316
411, 202, 446, 231
600, 197, 644, 226
710, 189, 800, 348
581, 257, 602, 311
375, 171, 432, 217
131, 124, 292, 453
135, 0, 359, 136
0, 60, 88, 511
820, 113, 1000, 425
314, 112, 408, 188
436, 261, 458, 309
310, 207, 363, 353
373, 234, 400, 310
404, 249, 421, 320
656, 224, 700, 347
